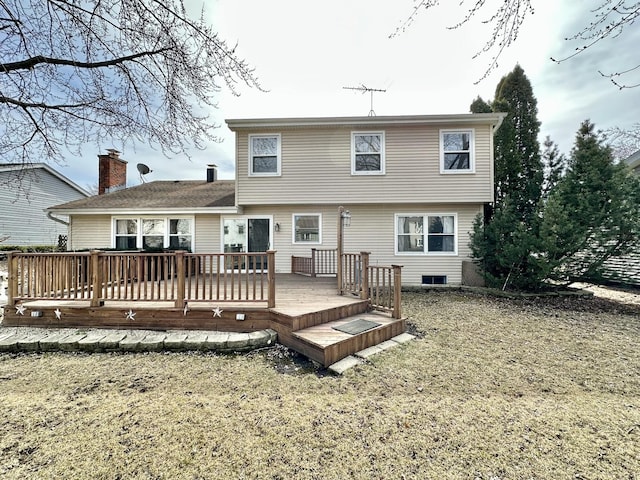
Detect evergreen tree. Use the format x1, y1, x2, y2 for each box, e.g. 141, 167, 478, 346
469, 65, 546, 290
541, 136, 567, 199
540, 120, 640, 284
469, 96, 492, 113
493, 64, 543, 217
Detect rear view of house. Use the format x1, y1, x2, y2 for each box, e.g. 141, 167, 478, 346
226, 113, 505, 286
48, 112, 505, 286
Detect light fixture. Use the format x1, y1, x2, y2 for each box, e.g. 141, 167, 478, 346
274, 223, 280, 232
341, 209, 351, 227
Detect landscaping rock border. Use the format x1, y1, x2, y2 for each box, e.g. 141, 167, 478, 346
0, 327, 277, 354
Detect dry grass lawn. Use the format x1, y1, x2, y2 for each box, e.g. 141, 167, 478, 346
1, 290, 639, 479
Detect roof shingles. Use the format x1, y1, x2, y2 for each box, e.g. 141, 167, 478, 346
50, 180, 235, 211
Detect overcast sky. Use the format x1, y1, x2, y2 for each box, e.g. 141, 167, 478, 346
60, 0, 640, 190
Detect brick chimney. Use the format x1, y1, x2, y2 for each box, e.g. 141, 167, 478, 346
98, 149, 127, 195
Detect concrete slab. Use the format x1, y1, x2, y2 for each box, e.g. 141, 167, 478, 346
39, 333, 74, 351
138, 334, 166, 352
78, 334, 108, 352
118, 336, 141, 352
265, 329, 277, 345
99, 333, 127, 351
247, 330, 269, 346
391, 333, 416, 344
202, 332, 228, 351
0, 332, 15, 343
0, 334, 19, 352
183, 334, 207, 350
376, 340, 399, 351
17, 334, 46, 352
328, 355, 363, 375
57, 333, 87, 352
225, 332, 249, 350
354, 345, 384, 359
163, 333, 188, 351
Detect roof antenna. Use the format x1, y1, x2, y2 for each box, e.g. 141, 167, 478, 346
343, 84, 387, 116
136, 163, 152, 183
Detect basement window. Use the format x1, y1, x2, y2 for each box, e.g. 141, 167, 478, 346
422, 275, 447, 285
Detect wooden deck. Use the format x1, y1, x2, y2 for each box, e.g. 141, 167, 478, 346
3, 274, 405, 367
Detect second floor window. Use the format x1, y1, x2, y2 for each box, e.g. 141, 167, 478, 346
441, 129, 474, 173
352, 132, 385, 174
249, 134, 281, 176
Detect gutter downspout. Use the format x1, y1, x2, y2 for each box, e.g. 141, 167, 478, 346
47, 211, 69, 226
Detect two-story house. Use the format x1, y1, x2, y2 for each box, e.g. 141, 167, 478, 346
47, 113, 505, 286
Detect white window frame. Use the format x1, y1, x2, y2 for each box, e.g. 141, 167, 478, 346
440, 129, 475, 174
351, 131, 385, 175
292, 213, 322, 244
249, 134, 281, 177
111, 216, 195, 251
394, 213, 458, 256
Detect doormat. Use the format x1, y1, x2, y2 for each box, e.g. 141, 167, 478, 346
332, 319, 381, 335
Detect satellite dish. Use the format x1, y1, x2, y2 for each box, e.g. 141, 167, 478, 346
137, 163, 152, 183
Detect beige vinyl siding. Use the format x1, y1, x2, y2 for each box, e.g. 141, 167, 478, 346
193, 214, 221, 252
242, 203, 482, 285
69, 215, 111, 250
236, 124, 494, 205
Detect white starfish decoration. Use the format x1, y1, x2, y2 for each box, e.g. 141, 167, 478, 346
212, 306, 223, 318
125, 309, 136, 321
183, 302, 189, 316
15, 304, 26, 315
54, 308, 62, 320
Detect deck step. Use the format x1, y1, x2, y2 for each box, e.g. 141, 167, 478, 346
291, 311, 405, 367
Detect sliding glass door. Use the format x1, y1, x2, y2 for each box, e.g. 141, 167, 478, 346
222, 217, 271, 270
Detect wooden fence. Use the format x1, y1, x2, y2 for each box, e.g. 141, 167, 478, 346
7, 250, 276, 308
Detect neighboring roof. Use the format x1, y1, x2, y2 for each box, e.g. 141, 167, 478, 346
48, 180, 237, 215
226, 112, 507, 130
0, 163, 91, 197
624, 150, 640, 170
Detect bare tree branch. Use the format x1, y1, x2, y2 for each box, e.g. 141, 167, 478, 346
0, 0, 261, 171
394, 0, 640, 87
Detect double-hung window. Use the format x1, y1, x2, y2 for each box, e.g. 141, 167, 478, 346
292, 214, 322, 244
396, 214, 457, 254
249, 134, 281, 176
115, 219, 138, 249
440, 129, 474, 173
352, 132, 385, 174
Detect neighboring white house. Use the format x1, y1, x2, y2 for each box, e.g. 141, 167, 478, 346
0, 163, 90, 246
48, 113, 506, 286
625, 149, 640, 175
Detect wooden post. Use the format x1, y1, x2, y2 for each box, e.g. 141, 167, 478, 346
6, 251, 18, 307
337, 206, 344, 295
267, 250, 276, 308
392, 265, 402, 319
90, 250, 101, 307
360, 251, 370, 300
175, 250, 185, 308
311, 248, 317, 277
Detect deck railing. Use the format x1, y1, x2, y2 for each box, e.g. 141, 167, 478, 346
291, 248, 338, 276
339, 251, 403, 319
7, 250, 276, 308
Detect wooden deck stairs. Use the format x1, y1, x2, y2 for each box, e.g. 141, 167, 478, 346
271, 297, 406, 367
